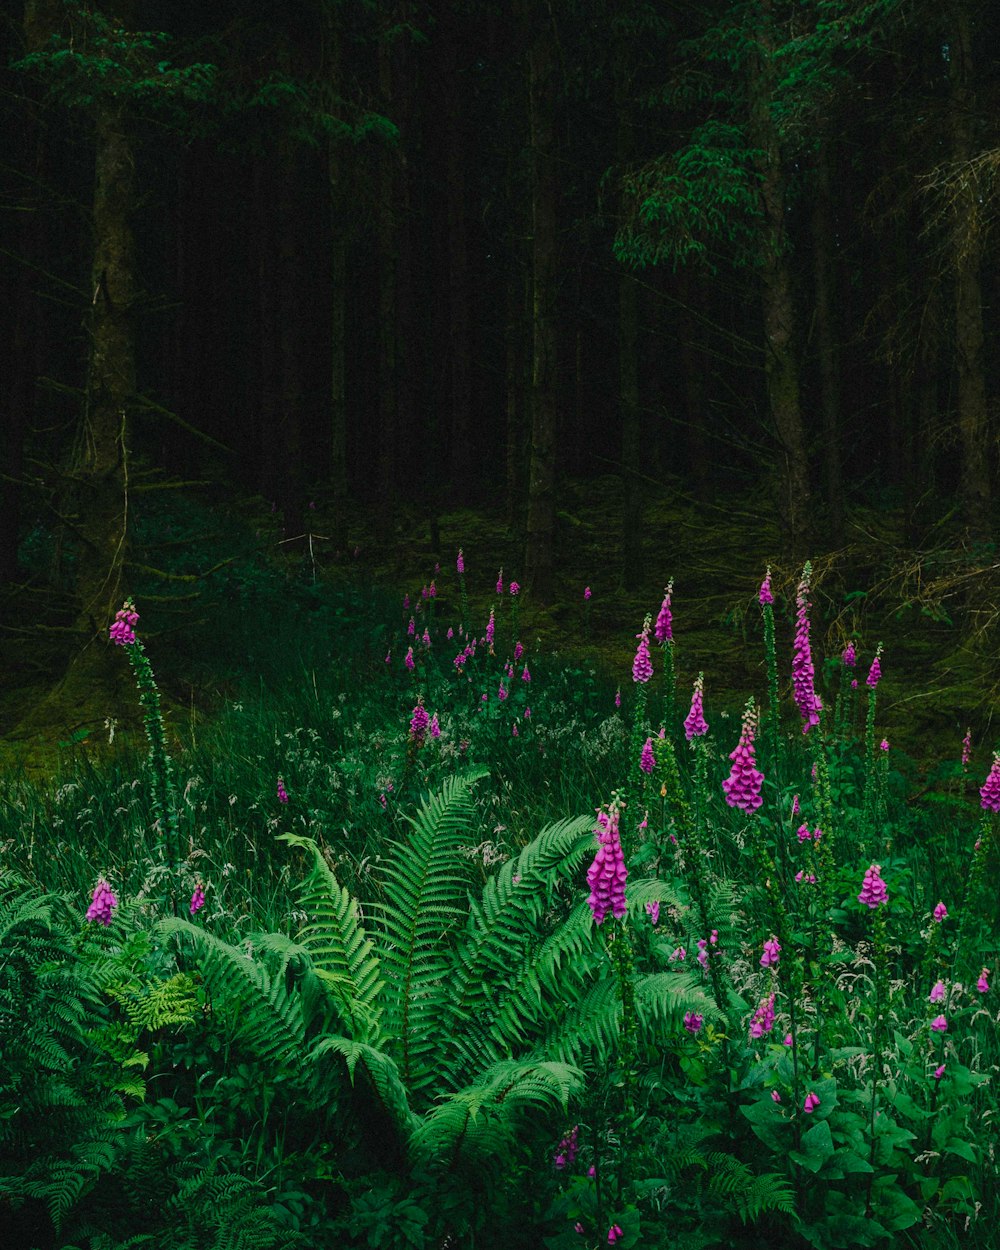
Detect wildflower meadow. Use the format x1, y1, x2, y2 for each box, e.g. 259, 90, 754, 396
1, 549, 998, 1250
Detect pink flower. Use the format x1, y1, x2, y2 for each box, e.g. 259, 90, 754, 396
979, 752, 1000, 811
524, 707, 531, 719
749, 993, 775, 1039
934, 1064, 945, 1081
930, 1015, 948, 1033
866, 646, 883, 688
842, 642, 856, 667
783, 1034, 793, 1046
407, 617, 415, 636
697, 938, 709, 970
615, 688, 622, 709
632, 616, 653, 683
977, 968, 990, 994
803, 1091, 820, 1114
109, 601, 139, 646
759, 568, 773, 606
405, 647, 415, 671
962, 728, 972, 770
497, 680, 508, 701
791, 794, 800, 816
385, 651, 391, 665
521, 665, 531, 683
929, 980, 945, 1003
190, 884, 205, 916
792, 565, 823, 733
509, 581, 520, 596
496, 568, 504, 595
858, 863, 887, 908
584, 586, 592, 600
428, 580, 437, 598
514, 641, 524, 661
933, 901, 948, 922
683, 1011, 703, 1034
409, 700, 430, 745
403, 594, 410, 609
608, 1225, 624, 1245
86, 877, 118, 925
277, 778, 289, 804
684, 674, 708, 740
485, 610, 495, 647
771, 1090, 782, 1103
654, 581, 673, 643
880, 739, 889, 752
586, 803, 628, 925
554, 1125, 578, 1169
760, 936, 781, 968
722, 703, 764, 812
645, 900, 660, 925
669, 946, 686, 962
512, 723, 519, 737
796, 823, 812, 843
640, 737, 655, 775
457, 549, 465, 574
429, 713, 441, 739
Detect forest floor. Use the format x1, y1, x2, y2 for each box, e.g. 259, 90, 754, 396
1, 474, 998, 779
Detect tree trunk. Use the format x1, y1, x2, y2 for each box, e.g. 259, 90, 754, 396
948, 0, 990, 535
748, 1, 810, 554
523, 17, 559, 599
812, 143, 844, 545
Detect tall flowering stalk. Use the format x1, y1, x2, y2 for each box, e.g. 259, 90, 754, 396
109, 600, 179, 871
722, 701, 764, 812
625, 615, 653, 847
456, 548, 469, 635
792, 564, 822, 735
861, 643, 884, 836
654, 581, 676, 733
758, 567, 782, 773
857, 863, 890, 1216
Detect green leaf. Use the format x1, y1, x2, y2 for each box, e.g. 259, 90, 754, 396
789, 1119, 835, 1173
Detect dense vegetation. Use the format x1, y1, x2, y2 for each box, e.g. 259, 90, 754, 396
2, 548, 998, 1249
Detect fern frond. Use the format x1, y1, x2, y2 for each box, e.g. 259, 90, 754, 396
634, 972, 719, 1035
704, 1151, 797, 1222
311, 1034, 414, 1133
279, 833, 384, 1038
377, 769, 488, 1095
158, 918, 305, 1067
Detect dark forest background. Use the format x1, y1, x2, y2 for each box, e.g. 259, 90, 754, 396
2, 0, 999, 747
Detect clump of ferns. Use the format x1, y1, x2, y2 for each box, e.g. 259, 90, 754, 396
160, 770, 714, 1196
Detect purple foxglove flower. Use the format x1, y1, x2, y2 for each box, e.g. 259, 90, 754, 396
857, 863, 887, 908
866, 646, 883, 688
524, 707, 531, 719
683, 1011, 703, 1034
977, 968, 990, 993
513, 641, 524, 661
497, 681, 508, 701
190, 884, 205, 916
456, 549, 465, 574
803, 1091, 820, 1114
485, 610, 495, 647
640, 737, 655, 775
446, 626, 454, 640
277, 778, 289, 804
496, 568, 504, 595
933, 901, 947, 922
930, 1015, 948, 1033
86, 877, 118, 925
645, 900, 660, 925
979, 752, 1000, 811
792, 565, 823, 733
584, 586, 592, 600
654, 581, 673, 643
109, 602, 139, 646
880, 739, 889, 751
697, 938, 709, 970
632, 616, 654, 683
509, 581, 520, 596
684, 674, 708, 739
842, 642, 856, 667
934, 1064, 945, 1081
783, 1033, 793, 1046
521, 665, 531, 683
615, 688, 622, 708
429, 713, 441, 739
749, 993, 775, 1039
759, 567, 773, 606
760, 936, 781, 968
791, 794, 800, 816
669, 945, 686, 962
962, 728, 972, 769
409, 700, 430, 745
407, 617, 415, 636
929, 980, 945, 1003
722, 703, 764, 812
586, 803, 627, 925
771, 1090, 782, 1103
403, 594, 410, 610
512, 723, 519, 737
422, 628, 431, 647
384, 651, 391, 665
405, 647, 415, 671
796, 823, 812, 843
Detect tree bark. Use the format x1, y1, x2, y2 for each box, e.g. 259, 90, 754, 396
948, 0, 990, 535
748, 0, 810, 554
523, 15, 559, 599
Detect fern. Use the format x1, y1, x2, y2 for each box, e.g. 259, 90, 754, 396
703, 1151, 797, 1222
279, 831, 383, 1038
376, 768, 488, 1097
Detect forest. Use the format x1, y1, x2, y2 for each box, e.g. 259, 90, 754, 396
2, 2, 1000, 1248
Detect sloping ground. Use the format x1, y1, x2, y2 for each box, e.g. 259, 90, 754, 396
1, 476, 997, 778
